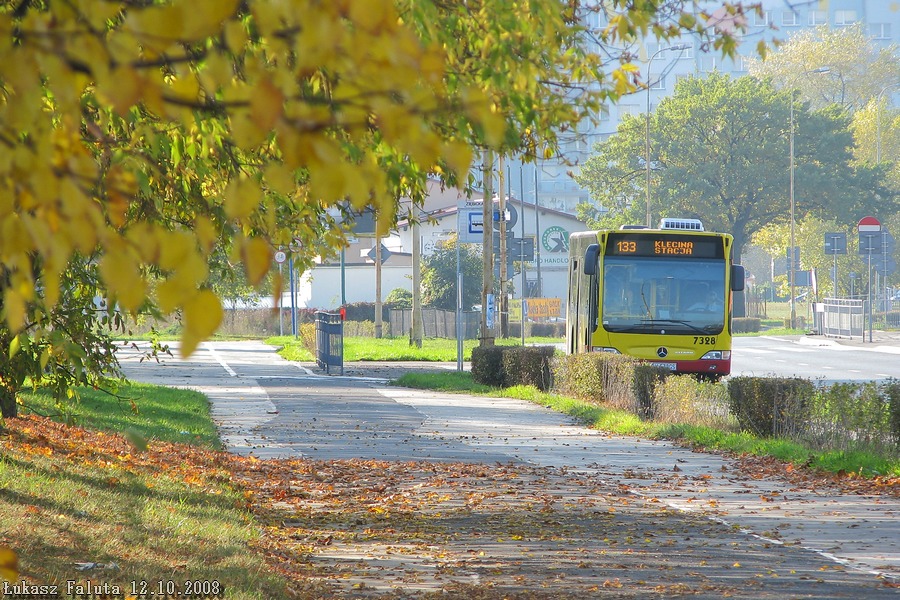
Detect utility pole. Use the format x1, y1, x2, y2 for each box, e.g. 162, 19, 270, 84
481, 150, 495, 346
374, 222, 383, 339
411, 213, 423, 347
499, 155, 508, 338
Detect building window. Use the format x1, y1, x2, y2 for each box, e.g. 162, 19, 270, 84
646, 43, 692, 59
809, 10, 827, 26
699, 55, 718, 72
782, 10, 800, 27
753, 10, 771, 27
597, 104, 610, 121
871, 23, 891, 40
834, 10, 856, 26
650, 75, 666, 90
735, 55, 752, 72
618, 105, 639, 117
671, 43, 693, 59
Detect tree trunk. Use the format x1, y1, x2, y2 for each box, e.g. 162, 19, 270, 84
0, 383, 17, 418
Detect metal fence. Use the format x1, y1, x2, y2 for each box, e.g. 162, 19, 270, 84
389, 309, 481, 339
315, 311, 343, 375
815, 298, 865, 339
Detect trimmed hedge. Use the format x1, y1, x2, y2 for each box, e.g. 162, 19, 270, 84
507, 322, 566, 339
471, 345, 556, 391
886, 380, 900, 450
727, 376, 815, 437
552, 353, 669, 419
732, 317, 761, 333
501, 346, 555, 391
471, 346, 506, 388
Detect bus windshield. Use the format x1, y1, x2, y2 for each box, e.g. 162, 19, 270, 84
601, 257, 726, 334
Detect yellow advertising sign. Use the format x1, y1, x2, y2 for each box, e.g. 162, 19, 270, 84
507, 298, 561, 321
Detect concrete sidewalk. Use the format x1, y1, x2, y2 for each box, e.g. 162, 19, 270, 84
119, 340, 900, 589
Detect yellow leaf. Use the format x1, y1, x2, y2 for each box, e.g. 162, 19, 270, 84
183, 289, 222, 339
101, 66, 144, 116
156, 278, 191, 314
40, 347, 50, 370
9, 335, 20, 359
3, 289, 25, 331
231, 112, 269, 151
442, 141, 473, 181
180, 0, 239, 40
264, 163, 296, 196
194, 216, 217, 255
125, 4, 185, 50
0, 546, 18, 582
250, 77, 284, 132
224, 19, 248, 54
242, 237, 271, 286
224, 177, 263, 220
349, 0, 390, 32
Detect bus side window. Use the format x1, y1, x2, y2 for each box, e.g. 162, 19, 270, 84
731, 265, 746, 291
583, 244, 599, 275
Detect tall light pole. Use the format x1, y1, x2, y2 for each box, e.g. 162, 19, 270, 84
789, 92, 796, 330
645, 44, 689, 228
788, 67, 830, 330
876, 82, 900, 163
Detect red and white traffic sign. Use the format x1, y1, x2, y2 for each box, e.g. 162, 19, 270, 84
858, 216, 881, 233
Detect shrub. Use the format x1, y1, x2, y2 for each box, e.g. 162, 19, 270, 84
552, 353, 669, 419
551, 353, 608, 403
298, 322, 316, 355
343, 320, 376, 337
727, 377, 815, 437
529, 322, 566, 338
504, 322, 566, 339
471, 346, 506, 387
385, 288, 413, 309
653, 375, 732, 428
885, 379, 900, 450
340, 302, 390, 322
782, 316, 807, 329
500, 346, 556, 391
732, 317, 761, 333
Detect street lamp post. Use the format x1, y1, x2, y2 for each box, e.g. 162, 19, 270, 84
789, 94, 796, 330
645, 44, 689, 228
876, 82, 900, 163
787, 67, 831, 329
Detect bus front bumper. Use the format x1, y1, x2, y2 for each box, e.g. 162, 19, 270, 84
647, 358, 730, 376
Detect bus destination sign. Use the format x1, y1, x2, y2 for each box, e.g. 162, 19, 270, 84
606, 233, 724, 259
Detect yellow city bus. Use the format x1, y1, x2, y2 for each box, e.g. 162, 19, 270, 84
567, 219, 745, 377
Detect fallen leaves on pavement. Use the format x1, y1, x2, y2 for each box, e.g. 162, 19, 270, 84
2, 415, 897, 599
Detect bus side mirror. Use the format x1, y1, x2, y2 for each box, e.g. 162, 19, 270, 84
731, 265, 745, 291
583, 244, 599, 276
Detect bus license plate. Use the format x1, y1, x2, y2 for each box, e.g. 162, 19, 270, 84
649, 362, 677, 370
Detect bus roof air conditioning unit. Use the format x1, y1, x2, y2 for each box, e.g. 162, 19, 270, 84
659, 218, 704, 231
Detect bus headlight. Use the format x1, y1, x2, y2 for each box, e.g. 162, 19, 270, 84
592, 347, 621, 353
700, 350, 730, 360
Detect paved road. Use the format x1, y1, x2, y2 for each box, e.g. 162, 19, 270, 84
733, 334, 900, 381
119, 340, 900, 595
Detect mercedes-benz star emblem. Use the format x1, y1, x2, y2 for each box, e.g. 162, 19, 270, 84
656, 347, 668, 358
